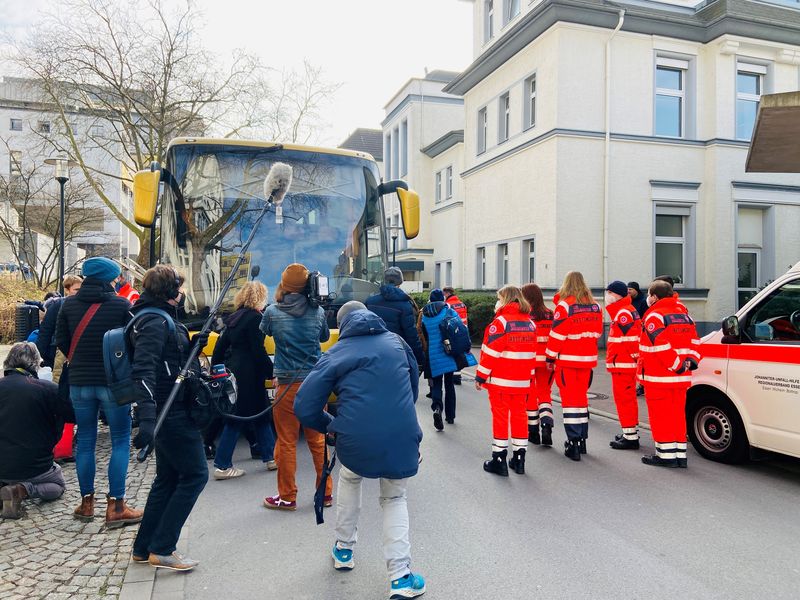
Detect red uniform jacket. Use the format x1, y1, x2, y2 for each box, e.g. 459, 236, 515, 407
476, 302, 537, 392
531, 309, 554, 366
545, 296, 603, 369
638, 296, 701, 389
445, 295, 468, 325
605, 297, 642, 373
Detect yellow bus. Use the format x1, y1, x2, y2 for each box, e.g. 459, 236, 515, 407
130, 137, 420, 354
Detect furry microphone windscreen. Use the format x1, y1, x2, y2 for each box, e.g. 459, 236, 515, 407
263, 162, 293, 204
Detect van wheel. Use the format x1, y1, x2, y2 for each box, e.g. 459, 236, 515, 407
686, 392, 749, 464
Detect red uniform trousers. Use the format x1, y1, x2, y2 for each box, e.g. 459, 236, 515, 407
556, 367, 591, 441
53, 424, 75, 460
526, 368, 554, 427
645, 386, 688, 462
489, 390, 528, 453
610, 372, 639, 440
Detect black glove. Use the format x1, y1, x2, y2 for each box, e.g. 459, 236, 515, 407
325, 432, 337, 447
192, 331, 210, 351
684, 357, 699, 372
133, 419, 155, 449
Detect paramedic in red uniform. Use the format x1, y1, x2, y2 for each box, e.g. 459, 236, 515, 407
443, 287, 468, 385
604, 280, 643, 450
545, 271, 603, 461
638, 280, 701, 468
475, 286, 538, 476
521, 283, 555, 446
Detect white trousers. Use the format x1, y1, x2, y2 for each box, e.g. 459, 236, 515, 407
334, 465, 412, 581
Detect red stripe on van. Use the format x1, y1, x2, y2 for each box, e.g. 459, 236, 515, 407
727, 344, 800, 364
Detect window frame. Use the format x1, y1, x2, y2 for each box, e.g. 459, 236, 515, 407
498, 92, 510, 144
736, 62, 766, 141
497, 243, 509, 287
37, 120, 51, 135
737, 249, 761, 310
741, 276, 800, 345
503, 0, 520, 27
9, 118, 22, 132
9, 150, 22, 178
477, 107, 488, 155
477, 247, 486, 288
654, 57, 688, 139
445, 166, 453, 199
523, 238, 535, 283
400, 119, 408, 176
435, 262, 442, 289
445, 261, 453, 287
654, 210, 688, 287
524, 74, 537, 130
484, 0, 494, 42
435, 170, 442, 204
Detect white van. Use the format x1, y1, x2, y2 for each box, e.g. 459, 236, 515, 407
687, 261, 800, 463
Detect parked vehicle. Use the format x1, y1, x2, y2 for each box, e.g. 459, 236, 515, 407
687, 261, 800, 463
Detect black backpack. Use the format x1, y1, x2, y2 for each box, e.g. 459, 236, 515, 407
439, 311, 471, 356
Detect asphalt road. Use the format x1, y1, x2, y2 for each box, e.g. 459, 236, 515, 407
181, 384, 800, 600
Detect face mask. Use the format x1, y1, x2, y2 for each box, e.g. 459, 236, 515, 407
647, 294, 656, 307
604, 292, 617, 306
494, 301, 502, 313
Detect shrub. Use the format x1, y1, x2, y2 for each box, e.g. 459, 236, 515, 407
0, 278, 51, 344
467, 301, 496, 343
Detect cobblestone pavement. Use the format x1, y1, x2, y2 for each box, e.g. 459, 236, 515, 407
0, 425, 156, 600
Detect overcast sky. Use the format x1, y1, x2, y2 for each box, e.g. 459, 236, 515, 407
2, 0, 474, 146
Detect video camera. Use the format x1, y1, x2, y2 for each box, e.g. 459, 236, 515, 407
306, 271, 332, 307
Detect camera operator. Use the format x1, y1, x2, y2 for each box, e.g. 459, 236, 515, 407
129, 265, 208, 571
259, 263, 332, 511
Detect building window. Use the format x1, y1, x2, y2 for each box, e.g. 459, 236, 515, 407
655, 57, 688, 138
477, 247, 486, 288
37, 120, 51, 134
503, 0, 520, 25
655, 213, 686, 285
435, 171, 442, 204
524, 238, 535, 282
445, 261, 453, 287
737, 207, 765, 308
9, 118, 22, 132
9, 151, 22, 177
392, 127, 399, 180
498, 93, 510, 143
497, 243, 509, 286
91, 124, 104, 136
477, 107, 488, 154
736, 63, 766, 141
384, 135, 392, 180
484, 0, 494, 42
445, 166, 453, 199
435, 262, 442, 288
524, 74, 536, 129
400, 119, 408, 176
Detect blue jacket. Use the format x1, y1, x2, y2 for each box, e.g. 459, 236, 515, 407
420, 302, 459, 378
260, 294, 330, 382
294, 310, 422, 480
365, 284, 424, 367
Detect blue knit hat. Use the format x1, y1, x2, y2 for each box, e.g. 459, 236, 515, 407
82, 257, 120, 282
429, 288, 444, 302
606, 280, 628, 298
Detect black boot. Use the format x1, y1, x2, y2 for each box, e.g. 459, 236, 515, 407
610, 437, 640, 450
579, 438, 587, 454
641, 454, 678, 468
677, 458, 687, 468
540, 425, 553, 447
528, 425, 540, 445
564, 440, 581, 461
508, 449, 526, 474
483, 450, 509, 476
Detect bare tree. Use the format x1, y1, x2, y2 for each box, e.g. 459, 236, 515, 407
8, 0, 339, 268
0, 140, 101, 288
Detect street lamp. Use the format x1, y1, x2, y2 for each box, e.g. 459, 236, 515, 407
44, 157, 78, 294
387, 226, 403, 267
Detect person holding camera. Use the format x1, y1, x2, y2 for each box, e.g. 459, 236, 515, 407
260, 263, 332, 511
210, 281, 276, 479
129, 265, 209, 571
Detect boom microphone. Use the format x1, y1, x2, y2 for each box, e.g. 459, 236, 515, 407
264, 162, 293, 224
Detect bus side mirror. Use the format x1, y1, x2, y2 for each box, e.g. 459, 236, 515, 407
397, 188, 420, 240
721, 315, 741, 344
133, 169, 161, 227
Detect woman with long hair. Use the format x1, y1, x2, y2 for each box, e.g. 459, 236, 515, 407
211, 281, 276, 479
520, 283, 555, 447
475, 286, 538, 476
544, 271, 603, 461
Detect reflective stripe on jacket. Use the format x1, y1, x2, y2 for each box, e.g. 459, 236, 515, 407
605, 297, 642, 373
545, 296, 603, 369
638, 296, 701, 389
476, 302, 537, 392
445, 295, 468, 325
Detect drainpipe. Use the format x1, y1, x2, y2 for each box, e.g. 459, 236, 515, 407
603, 9, 625, 287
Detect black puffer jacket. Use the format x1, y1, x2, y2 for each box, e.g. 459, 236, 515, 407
55, 278, 131, 385
129, 292, 199, 421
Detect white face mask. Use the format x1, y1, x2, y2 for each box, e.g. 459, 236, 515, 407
646, 294, 656, 307
604, 292, 618, 306
494, 300, 502, 313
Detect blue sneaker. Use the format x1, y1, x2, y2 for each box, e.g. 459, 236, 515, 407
389, 572, 426, 598
332, 544, 354, 570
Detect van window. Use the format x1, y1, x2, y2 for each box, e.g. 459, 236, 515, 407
742, 278, 800, 343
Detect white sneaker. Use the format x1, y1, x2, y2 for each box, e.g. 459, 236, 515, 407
214, 467, 245, 480
265, 460, 278, 471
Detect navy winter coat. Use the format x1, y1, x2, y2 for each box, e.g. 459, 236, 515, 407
294, 310, 422, 480
420, 301, 459, 378
364, 284, 424, 367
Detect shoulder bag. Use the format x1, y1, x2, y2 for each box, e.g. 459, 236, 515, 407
58, 303, 101, 402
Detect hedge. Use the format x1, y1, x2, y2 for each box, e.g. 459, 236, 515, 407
410, 289, 497, 344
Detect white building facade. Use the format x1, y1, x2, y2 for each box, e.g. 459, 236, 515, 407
431, 0, 800, 329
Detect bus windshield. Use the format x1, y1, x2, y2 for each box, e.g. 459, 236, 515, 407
160, 144, 386, 326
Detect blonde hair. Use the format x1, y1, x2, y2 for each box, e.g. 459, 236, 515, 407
234, 281, 268, 311
63, 274, 83, 291
557, 271, 594, 304
496, 285, 530, 314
